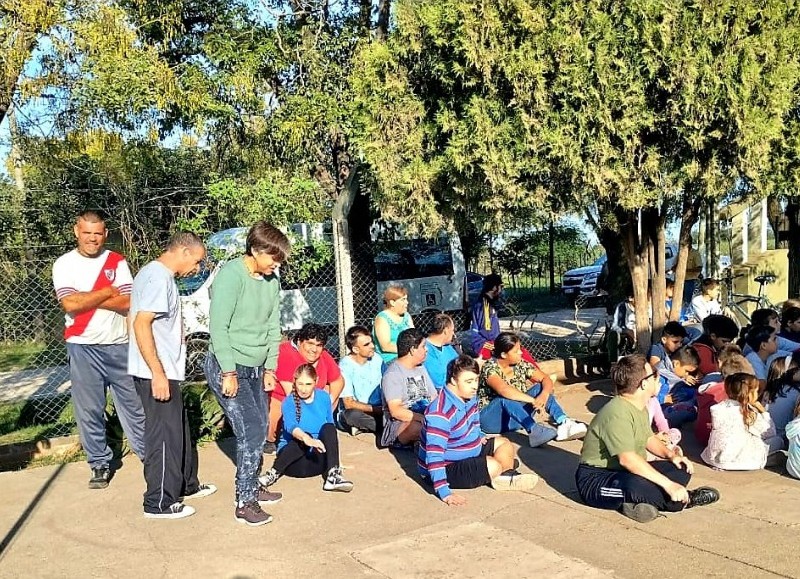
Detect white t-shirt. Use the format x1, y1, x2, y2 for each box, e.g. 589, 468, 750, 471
690, 295, 722, 322
128, 261, 186, 381
52, 249, 133, 345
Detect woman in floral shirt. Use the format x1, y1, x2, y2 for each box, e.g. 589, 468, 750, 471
478, 332, 587, 446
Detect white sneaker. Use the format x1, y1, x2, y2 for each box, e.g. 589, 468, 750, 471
556, 419, 587, 441
144, 502, 196, 520
491, 470, 539, 491
182, 483, 217, 501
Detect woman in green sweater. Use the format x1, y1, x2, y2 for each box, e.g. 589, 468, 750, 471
204, 221, 290, 527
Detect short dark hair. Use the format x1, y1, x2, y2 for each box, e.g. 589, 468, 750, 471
430, 313, 454, 335
745, 325, 775, 353
397, 328, 425, 358
76, 209, 106, 224
295, 323, 328, 345
783, 306, 800, 328
665, 278, 675, 289
701, 278, 720, 292
610, 354, 649, 395
446, 355, 480, 383
751, 308, 779, 328
246, 221, 290, 262
492, 331, 520, 359
670, 345, 700, 367
344, 325, 370, 352
482, 274, 503, 295
166, 231, 204, 251
662, 321, 687, 340
703, 314, 739, 340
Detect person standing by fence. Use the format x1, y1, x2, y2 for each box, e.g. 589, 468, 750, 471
204, 222, 290, 526
129, 232, 216, 520
52, 210, 145, 489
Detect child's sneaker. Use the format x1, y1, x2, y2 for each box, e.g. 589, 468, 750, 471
323, 466, 354, 492
234, 501, 273, 526
256, 485, 283, 504
144, 502, 196, 520
556, 419, 587, 441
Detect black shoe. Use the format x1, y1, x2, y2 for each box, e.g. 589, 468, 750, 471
621, 502, 659, 523
686, 486, 720, 509
88, 466, 111, 489
263, 440, 277, 455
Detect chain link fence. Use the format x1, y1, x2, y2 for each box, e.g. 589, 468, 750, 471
0, 228, 604, 446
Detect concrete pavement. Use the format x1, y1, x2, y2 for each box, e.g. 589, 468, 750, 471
1, 383, 799, 578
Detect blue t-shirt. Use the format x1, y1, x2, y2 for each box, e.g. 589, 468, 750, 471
339, 355, 384, 405
423, 340, 459, 391
280, 390, 333, 451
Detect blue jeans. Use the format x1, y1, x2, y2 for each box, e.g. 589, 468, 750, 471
480, 384, 567, 434
205, 353, 267, 504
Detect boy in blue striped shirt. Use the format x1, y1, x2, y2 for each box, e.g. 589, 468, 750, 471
418, 356, 539, 505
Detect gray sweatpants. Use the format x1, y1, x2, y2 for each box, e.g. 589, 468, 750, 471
67, 343, 146, 468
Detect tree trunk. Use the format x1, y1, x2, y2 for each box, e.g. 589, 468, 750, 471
376, 0, 391, 40
548, 218, 556, 294
619, 209, 652, 352
645, 205, 668, 342
669, 191, 702, 321
787, 202, 800, 299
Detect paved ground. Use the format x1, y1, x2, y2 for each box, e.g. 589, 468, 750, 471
1, 381, 799, 579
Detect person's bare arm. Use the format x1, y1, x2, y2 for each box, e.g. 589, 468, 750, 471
342, 397, 380, 413
485, 374, 538, 405
618, 450, 689, 503
60, 286, 120, 315
327, 375, 344, 408
386, 398, 418, 422
97, 294, 130, 315
132, 311, 170, 401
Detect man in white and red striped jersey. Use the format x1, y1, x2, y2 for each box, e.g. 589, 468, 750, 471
52, 210, 145, 489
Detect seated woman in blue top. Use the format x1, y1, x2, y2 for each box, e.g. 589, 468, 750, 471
259, 364, 353, 493
373, 285, 415, 364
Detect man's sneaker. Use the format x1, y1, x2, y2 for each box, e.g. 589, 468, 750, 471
556, 419, 587, 442
258, 468, 280, 488
528, 424, 558, 448
234, 501, 273, 526
350, 425, 364, 436
144, 502, 196, 520
686, 486, 720, 509
182, 483, 217, 501
491, 470, 539, 491
263, 440, 278, 455
323, 466, 354, 492
88, 466, 111, 489
256, 485, 283, 505
621, 502, 659, 523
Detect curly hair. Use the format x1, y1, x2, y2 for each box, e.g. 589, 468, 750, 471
724, 373, 760, 427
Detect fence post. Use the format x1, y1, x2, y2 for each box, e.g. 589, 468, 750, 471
332, 169, 359, 355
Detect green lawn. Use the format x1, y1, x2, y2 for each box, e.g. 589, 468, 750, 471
0, 341, 67, 372
503, 285, 570, 314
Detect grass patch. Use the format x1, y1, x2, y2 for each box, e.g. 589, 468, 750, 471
0, 340, 67, 372
0, 395, 77, 445
503, 286, 570, 314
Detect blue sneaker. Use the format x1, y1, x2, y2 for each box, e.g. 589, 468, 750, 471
528, 424, 558, 448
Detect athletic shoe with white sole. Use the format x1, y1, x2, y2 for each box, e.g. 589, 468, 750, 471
235, 501, 273, 526
182, 483, 217, 501
491, 470, 539, 491
556, 419, 587, 441
144, 502, 196, 520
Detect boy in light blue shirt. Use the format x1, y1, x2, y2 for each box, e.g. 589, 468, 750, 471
424, 313, 460, 391
338, 325, 384, 435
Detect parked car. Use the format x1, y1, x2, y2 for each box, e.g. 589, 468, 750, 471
563, 244, 679, 304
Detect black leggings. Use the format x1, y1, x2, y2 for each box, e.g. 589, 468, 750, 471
575, 462, 692, 512
273, 423, 340, 478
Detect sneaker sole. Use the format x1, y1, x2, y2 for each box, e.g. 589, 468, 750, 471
621, 503, 659, 523
88, 481, 109, 490
492, 473, 539, 491
232, 497, 283, 507
144, 511, 195, 520
323, 485, 354, 493
234, 514, 273, 526
555, 430, 587, 442
182, 489, 218, 501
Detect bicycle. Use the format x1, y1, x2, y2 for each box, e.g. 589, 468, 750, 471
720, 270, 777, 328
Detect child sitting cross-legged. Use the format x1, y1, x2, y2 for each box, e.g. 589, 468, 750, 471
701, 373, 783, 471
419, 356, 538, 505
259, 364, 353, 493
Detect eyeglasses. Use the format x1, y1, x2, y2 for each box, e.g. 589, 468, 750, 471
638, 369, 659, 389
